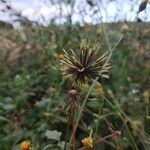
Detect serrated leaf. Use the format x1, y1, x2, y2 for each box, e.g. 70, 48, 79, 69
44, 130, 61, 141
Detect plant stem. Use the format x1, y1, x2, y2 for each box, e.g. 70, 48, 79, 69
68, 23, 123, 148
119, 114, 139, 150
72, 107, 76, 150
68, 77, 99, 148
94, 100, 104, 139
104, 97, 139, 150
64, 112, 72, 150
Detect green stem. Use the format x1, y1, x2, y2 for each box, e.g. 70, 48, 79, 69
72, 107, 76, 150
64, 112, 72, 150
76, 77, 99, 129
104, 97, 139, 150
119, 113, 139, 150
94, 100, 104, 139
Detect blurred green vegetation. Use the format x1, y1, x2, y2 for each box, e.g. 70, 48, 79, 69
0, 23, 149, 150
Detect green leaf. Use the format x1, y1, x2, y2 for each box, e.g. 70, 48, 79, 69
35, 98, 51, 108
0, 116, 8, 122
57, 141, 65, 149
44, 130, 62, 141
37, 123, 48, 132
3, 104, 15, 111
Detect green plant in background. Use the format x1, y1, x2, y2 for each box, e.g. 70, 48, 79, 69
0, 21, 149, 150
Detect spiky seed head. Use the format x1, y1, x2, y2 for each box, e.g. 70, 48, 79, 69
60, 40, 111, 84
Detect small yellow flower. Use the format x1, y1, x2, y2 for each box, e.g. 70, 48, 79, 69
143, 91, 149, 99
82, 137, 93, 148
58, 54, 65, 60
131, 120, 142, 136
48, 87, 56, 93
95, 83, 104, 99
143, 91, 149, 104
20, 140, 31, 150
54, 53, 65, 60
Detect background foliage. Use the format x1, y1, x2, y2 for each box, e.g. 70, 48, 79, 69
0, 22, 149, 149
0, 0, 150, 149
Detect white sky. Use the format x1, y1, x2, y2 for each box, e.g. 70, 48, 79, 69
0, 0, 150, 25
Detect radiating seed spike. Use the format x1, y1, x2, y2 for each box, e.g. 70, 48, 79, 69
70, 49, 76, 56
101, 74, 109, 78
99, 51, 109, 60
100, 70, 109, 73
